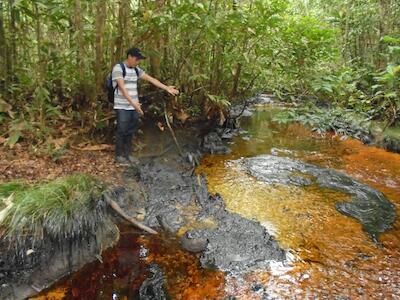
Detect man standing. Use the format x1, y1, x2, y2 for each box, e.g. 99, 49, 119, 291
112, 47, 179, 165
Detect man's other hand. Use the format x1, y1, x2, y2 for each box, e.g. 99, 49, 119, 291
166, 86, 179, 96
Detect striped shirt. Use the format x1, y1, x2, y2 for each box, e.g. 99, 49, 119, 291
112, 63, 145, 110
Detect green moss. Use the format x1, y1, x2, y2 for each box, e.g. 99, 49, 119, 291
0, 173, 108, 245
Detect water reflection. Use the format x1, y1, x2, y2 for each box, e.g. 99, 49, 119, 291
197, 106, 400, 298
34, 106, 400, 299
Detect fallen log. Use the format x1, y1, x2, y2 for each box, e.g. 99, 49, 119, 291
103, 193, 158, 235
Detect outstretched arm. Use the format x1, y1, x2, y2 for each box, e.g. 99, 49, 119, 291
141, 73, 179, 96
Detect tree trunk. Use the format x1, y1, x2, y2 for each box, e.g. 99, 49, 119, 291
343, 1, 350, 63
33, 2, 44, 83
232, 0, 238, 10
231, 63, 242, 98
74, 0, 85, 81
95, 0, 107, 97
7, 0, 17, 92
0, 1, 6, 85
114, 0, 130, 62
149, 0, 165, 80
377, 0, 389, 68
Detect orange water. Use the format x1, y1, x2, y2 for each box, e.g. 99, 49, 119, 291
197, 106, 400, 299
33, 230, 225, 300
33, 106, 400, 299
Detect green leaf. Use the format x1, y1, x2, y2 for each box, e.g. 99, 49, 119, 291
6, 132, 21, 148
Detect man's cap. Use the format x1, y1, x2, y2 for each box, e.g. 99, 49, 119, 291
127, 47, 146, 59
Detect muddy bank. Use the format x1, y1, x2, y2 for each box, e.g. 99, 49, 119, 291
369, 134, 400, 153
0, 177, 121, 300
0, 116, 285, 299
139, 263, 170, 300
355, 127, 400, 153
113, 133, 286, 273
240, 155, 397, 242
3, 94, 398, 299
313, 101, 400, 154
0, 223, 119, 300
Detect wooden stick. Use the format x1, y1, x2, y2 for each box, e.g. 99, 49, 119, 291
0, 195, 13, 224
104, 193, 158, 235
164, 101, 184, 156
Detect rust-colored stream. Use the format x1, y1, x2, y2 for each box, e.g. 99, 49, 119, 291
34, 106, 399, 299
197, 106, 400, 299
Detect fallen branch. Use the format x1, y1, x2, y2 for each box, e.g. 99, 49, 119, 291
0, 194, 14, 224
71, 144, 113, 151
229, 99, 249, 120
164, 102, 184, 156
104, 193, 158, 235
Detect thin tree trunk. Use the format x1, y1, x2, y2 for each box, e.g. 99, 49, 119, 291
8, 0, 16, 91
149, 0, 165, 80
232, 0, 238, 10
231, 63, 242, 98
95, 0, 107, 97
74, 0, 85, 81
33, 2, 44, 83
0, 1, 6, 86
377, 0, 389, 68
114, 0, 130, 62
343, 1, 350, 63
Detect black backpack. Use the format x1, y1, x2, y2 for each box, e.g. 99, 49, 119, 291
105, 62, 140, 103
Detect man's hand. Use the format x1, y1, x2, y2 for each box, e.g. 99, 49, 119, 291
141, 74, 179, 96
116, 78, 144, 114
135, 102, 144, 116
165, 86, 179, 96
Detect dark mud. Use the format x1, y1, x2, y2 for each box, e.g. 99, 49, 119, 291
240, 155, 397, 242
7, 119, 285, 299
113, 151, 286, 273
3, 93, 396, 299
313, 99, 400, 154
0, 188, 121, 300
373, 135, 400, 153
109, 117, 287, 273
355, 130, 400, 154
139, 263, 170, 300
0, 223, 119, 300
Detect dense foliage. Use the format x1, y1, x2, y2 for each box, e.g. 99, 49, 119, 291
273, 105, 371, 139
0, 0, 399, 149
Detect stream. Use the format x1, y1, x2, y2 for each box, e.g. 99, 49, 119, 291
33, 105, 400, 299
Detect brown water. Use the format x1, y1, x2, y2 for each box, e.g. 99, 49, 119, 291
197, 106, 400, 299
34, 106, 400, 299
32, 225, 225, 300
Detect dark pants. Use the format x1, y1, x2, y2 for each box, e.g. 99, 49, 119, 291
115, 109, 140, 158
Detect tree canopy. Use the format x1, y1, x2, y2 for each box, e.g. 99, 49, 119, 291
0, 0, 399, 149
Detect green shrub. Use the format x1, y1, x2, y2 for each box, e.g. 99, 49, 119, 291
273, 105, 371, 138
0, 174, 108, 246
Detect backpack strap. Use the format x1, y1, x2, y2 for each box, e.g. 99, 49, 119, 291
114, 62, 127, 94
119, 62, 126, 78
134, 67, 141, 99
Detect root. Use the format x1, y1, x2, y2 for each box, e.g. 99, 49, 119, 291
104, 193, 158, 235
